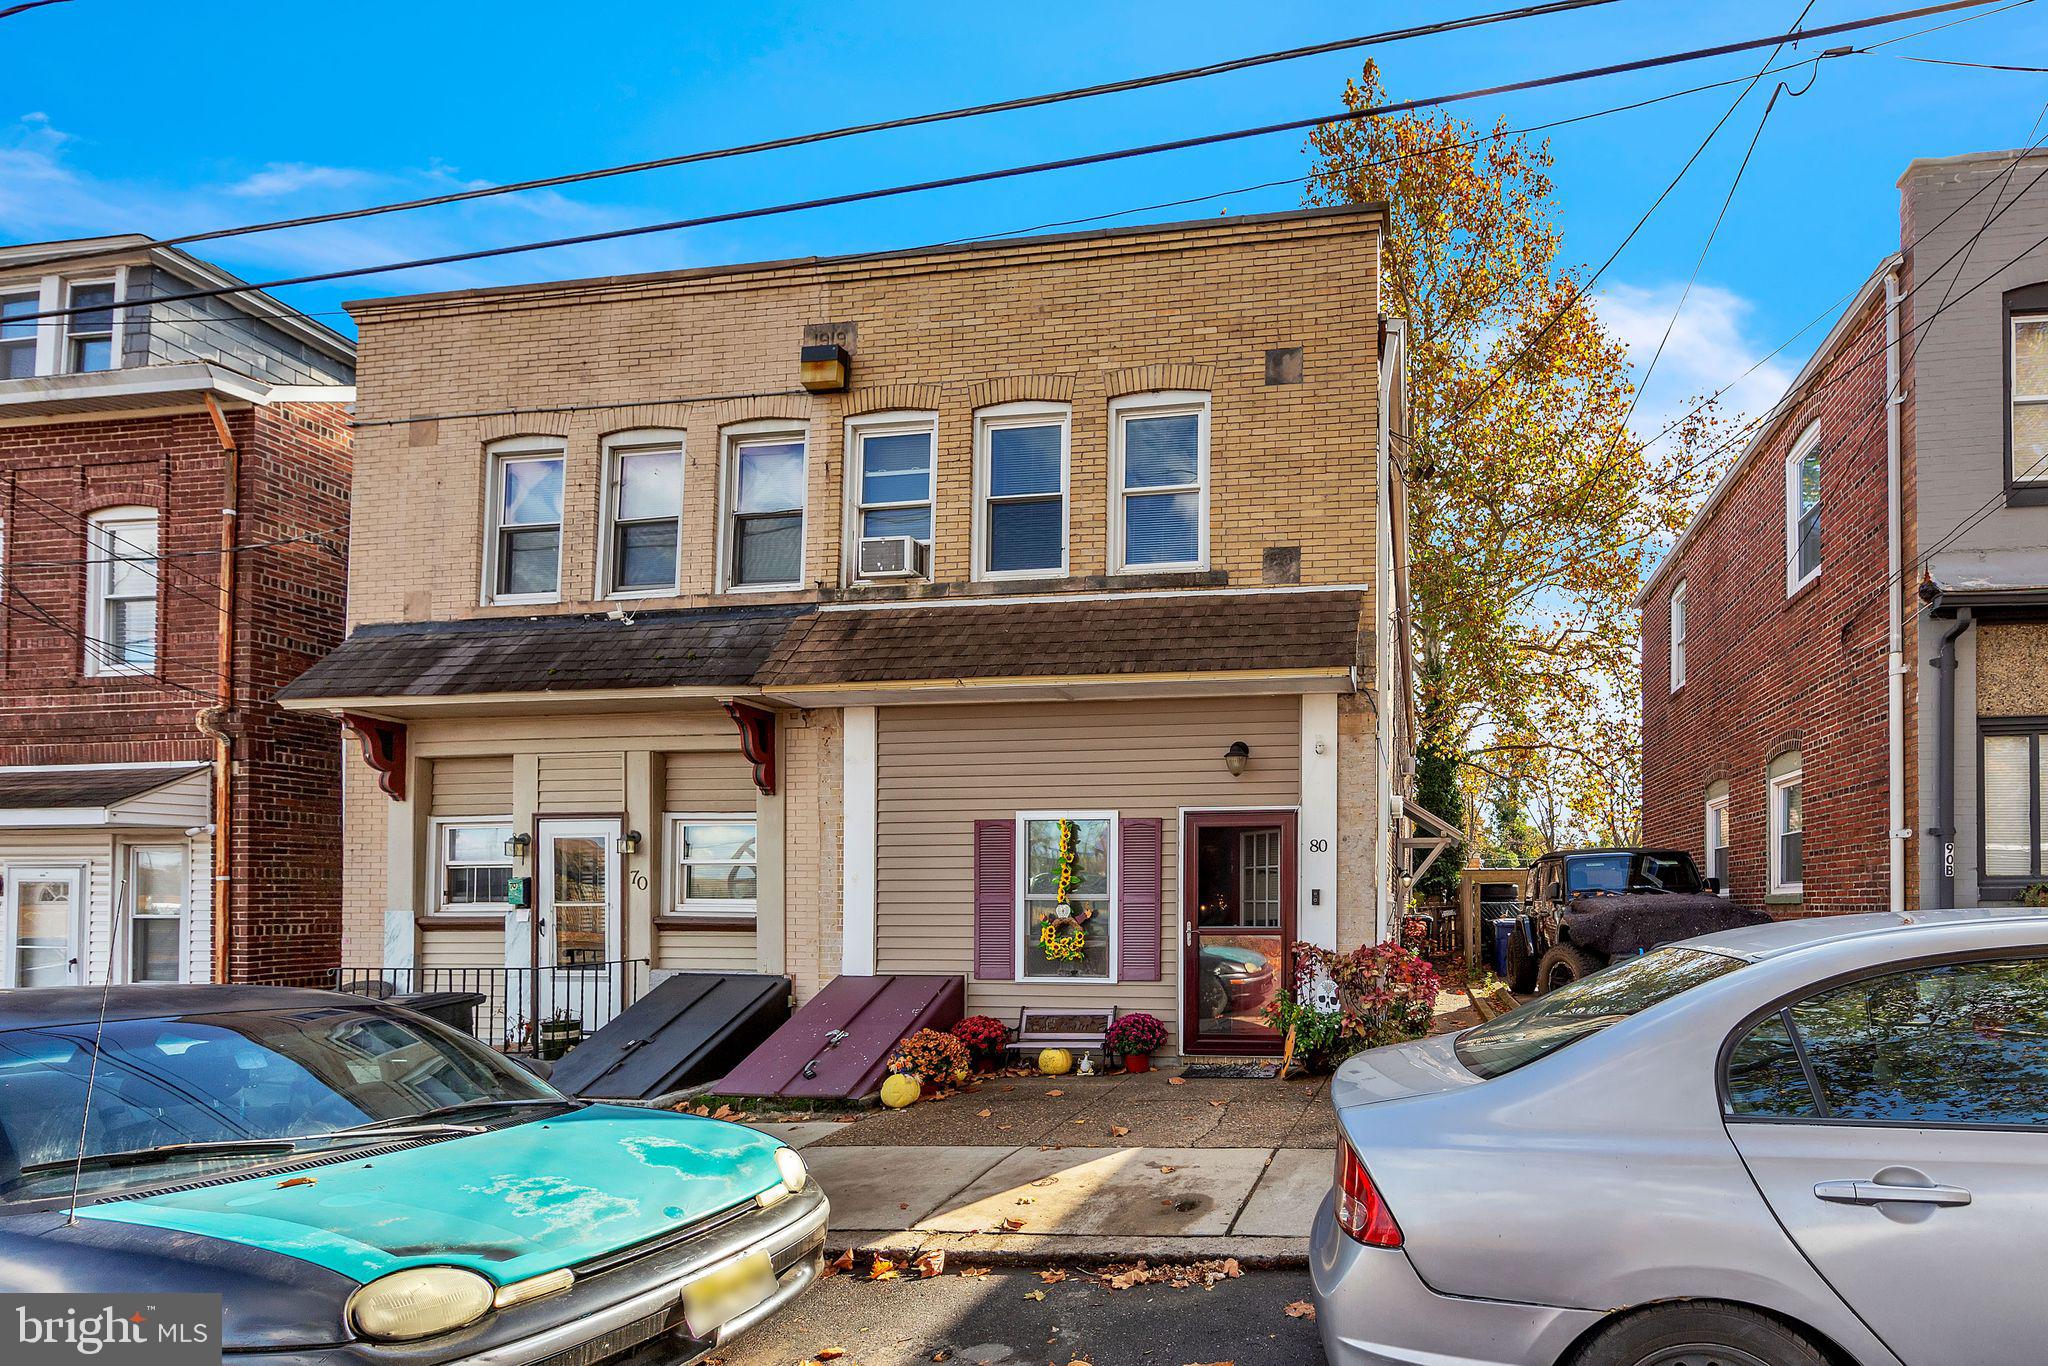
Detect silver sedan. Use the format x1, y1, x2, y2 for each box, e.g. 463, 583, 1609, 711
1310, 907, 2048, 1366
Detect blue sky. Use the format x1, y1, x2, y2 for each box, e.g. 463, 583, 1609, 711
3, 0, 2043, 435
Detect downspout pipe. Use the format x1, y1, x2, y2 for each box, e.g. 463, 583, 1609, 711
1884, 267, 1906, 914
201, 395, 239, 984
1933, 609, 1974, 909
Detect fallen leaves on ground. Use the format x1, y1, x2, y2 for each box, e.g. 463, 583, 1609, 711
914, 1250, 947, 1278
866, 1256, 899, 1282
1284, 1301, 1317, 1320
976, 1109, 992, 1118
815, 1350, 847, 1361
1208, 1099, 1228, 1108
1045, 1089, 1064, 1097
1109, 1124, 1130, 1137
932, 1352, 953, 1362
1023, 1289, 1047, 1301
1037, 1268, 1068, 1284
711, 1104, 734, 1120
957, 1267, 991, 1279
1098, 1258, 1243, 1291
1072, 1118, 1090, 1126
997, 1216, 1027, 1232
822, 1250, 854, 1278
1159, 1165, 1179, 1174
1167, 1077, 1187, 1086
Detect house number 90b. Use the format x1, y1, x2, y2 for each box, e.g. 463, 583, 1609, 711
1308, 838, 1329, 853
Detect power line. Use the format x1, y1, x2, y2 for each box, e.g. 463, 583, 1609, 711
6, 485, 233, 612
6, 0, 2014, 327
1893, 52, 2048, 68
17, 0, 1628, 277
0, 587, 224, 701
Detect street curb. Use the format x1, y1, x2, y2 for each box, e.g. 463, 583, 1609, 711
824, 1230, 1310, 1269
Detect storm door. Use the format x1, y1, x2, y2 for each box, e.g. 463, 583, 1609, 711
536, 820, 622, 1034
1181, 812, 1295, 1054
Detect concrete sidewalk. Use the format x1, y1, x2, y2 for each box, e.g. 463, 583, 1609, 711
750, 1071, 1339, 1265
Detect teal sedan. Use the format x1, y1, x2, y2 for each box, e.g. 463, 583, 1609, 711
0, 986, 827, 1366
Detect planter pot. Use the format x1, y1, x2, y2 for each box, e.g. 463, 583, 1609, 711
1124, 1053, 1153, 1074
538, 1020, 583, 1061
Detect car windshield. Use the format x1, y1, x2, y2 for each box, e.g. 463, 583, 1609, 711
0, 1004, 561, 1202
1456, 947, 1745, 1079
1566, 852, 1703, 895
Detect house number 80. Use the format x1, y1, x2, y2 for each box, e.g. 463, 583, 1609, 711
1308, 838, 1329, 853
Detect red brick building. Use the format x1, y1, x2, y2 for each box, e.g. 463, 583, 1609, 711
0, 236, 354, 988
1639, 263, 1903, 919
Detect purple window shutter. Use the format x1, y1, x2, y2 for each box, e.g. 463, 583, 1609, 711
973, 819, 1017, 981
1117, 817, 1164, 982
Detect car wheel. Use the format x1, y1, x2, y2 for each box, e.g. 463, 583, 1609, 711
1536, 943, 1601, 994
1198, 969, 1228, 1020
1571, 1303, 1831, 1366
1503, 927, 1537, 994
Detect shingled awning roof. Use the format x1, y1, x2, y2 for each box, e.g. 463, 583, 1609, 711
275, 604, 812, 704
0, 766, 199, 811
755, 590, 1367, 689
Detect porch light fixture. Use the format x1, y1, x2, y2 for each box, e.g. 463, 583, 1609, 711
503, 832, 532, 860
1223, 741, 1251, 777
619, 829, 643, 856
799, 343, 849, 392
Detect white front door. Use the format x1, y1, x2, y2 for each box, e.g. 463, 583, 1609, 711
5, 865, 84, 988
536, 820, 622, 1032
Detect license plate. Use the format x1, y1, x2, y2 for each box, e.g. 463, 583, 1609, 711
681, 1251, 775, 1339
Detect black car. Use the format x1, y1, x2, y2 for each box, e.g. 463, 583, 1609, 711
1510, 847, 1771, 993
0, 985, 826, 1366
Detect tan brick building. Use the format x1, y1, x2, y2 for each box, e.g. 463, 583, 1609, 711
280, 205, 1416, 1056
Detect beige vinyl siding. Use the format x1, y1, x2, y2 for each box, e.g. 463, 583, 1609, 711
874, 696, 1301, 1043
431, 757, 515, 816
539, 752, 625, 809
659, 750, 761, 973
655, 929, 756, 972
3, 828, 212, 985
663, 751, 758, 812
114, 768, 213, 827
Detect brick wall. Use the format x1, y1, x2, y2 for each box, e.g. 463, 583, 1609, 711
343, 208, 1384, 628
0, 402, 352, 983
1640, 290, 1896, 917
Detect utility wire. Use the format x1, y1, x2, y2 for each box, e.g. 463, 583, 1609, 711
16, 0, 1628, 275
5, 0, 2014, 327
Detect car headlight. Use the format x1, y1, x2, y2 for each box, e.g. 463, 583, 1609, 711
775, 1146, 807, 1194
348, 1266, 495, 1342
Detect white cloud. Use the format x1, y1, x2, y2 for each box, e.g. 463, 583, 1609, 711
1597, 279, 1797, 449
226, 162, 377, 198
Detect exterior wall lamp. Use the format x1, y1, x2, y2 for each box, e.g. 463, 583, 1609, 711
503, 831, 532, 860
1223, 741, 1251, 777
619, 830, 644, 856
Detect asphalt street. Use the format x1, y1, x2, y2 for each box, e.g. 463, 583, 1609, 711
716, 1267, 1326, 1366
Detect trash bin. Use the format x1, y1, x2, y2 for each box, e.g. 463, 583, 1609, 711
388, 990, 486, 1038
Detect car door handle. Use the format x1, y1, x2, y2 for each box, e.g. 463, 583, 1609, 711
1814, 1179, 1973, 1207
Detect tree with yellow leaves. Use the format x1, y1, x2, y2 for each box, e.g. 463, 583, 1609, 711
1307, 60, 1730, 850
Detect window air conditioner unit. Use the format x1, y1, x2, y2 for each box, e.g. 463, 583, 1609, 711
858, 535, 929, 579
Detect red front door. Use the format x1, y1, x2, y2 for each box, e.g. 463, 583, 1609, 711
1181, 810, 1296, 1055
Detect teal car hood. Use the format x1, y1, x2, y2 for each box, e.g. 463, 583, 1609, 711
78, 1105, 787, 1286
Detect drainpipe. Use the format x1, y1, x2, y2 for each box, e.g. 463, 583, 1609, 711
1933, 609, 1974, 909
1884, 266, 1906, 913
201, 395, 240, 984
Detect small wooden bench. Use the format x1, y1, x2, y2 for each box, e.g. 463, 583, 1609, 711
1006, 1005, 1118, 1069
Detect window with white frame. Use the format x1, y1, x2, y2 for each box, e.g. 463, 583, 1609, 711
1669, 580, 1688, 691
977, 404, 1067, 578
849, 414, 934, 574
670, 816, 758, 918
1111, 393, 1207, 570
1982, 725, 2048, 888
125, 845, 186, 982
2014, 313, 2048, 486
65, 281, 117, 373
1704, 792, 1730, 894
1769, 768, 1803, 895
601, 432, 683, 596
0, 290, 37, 380
436, 820, 515, 913
1785, 424, 1822, 592
1019, 813, 1114, 981
85, 506, 158, 674
725, 431, 806, 589
485, 443, 564, 602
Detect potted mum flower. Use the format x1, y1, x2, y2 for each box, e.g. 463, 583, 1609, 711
1104, 1012, 1167, 1073
886, 1029, 972, 1096
951, 1015, 1011, 1070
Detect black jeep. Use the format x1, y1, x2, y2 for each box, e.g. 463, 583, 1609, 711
1510, 847, 1771, 993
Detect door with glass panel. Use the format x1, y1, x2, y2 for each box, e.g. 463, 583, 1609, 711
1982, 725, 2048, 897
4, 866, 83, 988
123, 846, 186, 983
536, 820, 622, 1033
1182, 812, 1296, 1054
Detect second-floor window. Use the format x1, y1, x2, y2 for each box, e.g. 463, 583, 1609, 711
86, 506, 158, 675
977, 403, 1068, 579
65, 281, 117, 373
850, 413, 935, 574
601, 432, 683, 596
1111, 393, 1208, 571
486, 443, 565, 603
2014, 312, 2047, 487
725, 431, 807, 590
1669, 580, 1688, 691
0, 291, 36, 379
1785, 423, 1822, 594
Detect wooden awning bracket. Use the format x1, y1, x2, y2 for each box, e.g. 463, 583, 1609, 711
724, 701, 777, 795
1399, 800, 1461, 885
342, 713, 408, 800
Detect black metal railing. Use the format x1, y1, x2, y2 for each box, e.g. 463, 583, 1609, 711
333, 960, 651, 1054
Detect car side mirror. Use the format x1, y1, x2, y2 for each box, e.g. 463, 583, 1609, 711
509, 1054, 555, 1082
1704, 877, 1721, 893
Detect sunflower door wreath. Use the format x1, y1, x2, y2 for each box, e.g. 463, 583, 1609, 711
1037, 818, 1095, 964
